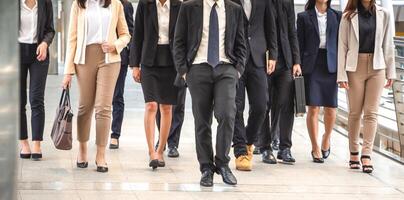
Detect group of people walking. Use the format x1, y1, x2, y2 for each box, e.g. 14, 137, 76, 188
19, 0, 396, 187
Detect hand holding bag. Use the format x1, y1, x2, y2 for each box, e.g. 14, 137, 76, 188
51, 88, 74, 150
294, 75, 307, 117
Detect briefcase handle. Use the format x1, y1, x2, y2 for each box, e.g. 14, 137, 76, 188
58, 88, 71, 108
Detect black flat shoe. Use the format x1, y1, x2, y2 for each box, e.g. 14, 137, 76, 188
149, 159, 159, 170
77, 161, 89, 168
31, 153, 42, 161
277, 149, 296, 164
20, 151, 31, 159
321, 148, 331, 159
200, 170, 214, 187
109, 139, 119, 149
167, 147, 180, 158
349, 152, 361, 169
95, 162, 108, 173
216, 166, 237, 185
158, 160, 166, 167
262, 150, 277, 164
361, 155, 374, 174
311, 152, 324, 163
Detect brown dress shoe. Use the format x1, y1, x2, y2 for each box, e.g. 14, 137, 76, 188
247, 145, 254, 160
235, 155, 252, 171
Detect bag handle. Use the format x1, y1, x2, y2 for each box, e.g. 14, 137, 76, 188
59, 88, 71, 108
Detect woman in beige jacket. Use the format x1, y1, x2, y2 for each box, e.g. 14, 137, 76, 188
62, 0, 130, 173
338, 0, 395, 173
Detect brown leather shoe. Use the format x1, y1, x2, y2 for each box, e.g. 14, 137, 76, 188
235, 155, 252, 171
247, 145, 254, 160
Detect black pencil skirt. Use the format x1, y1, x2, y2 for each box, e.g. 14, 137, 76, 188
141, 66, 178, 105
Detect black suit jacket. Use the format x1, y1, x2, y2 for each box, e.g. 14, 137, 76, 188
232, 0, 277, 67
173, 0, 247, 76
129, 0, 182, 67
120, 0, 134, 66
33, 0, 55, 46
275, 0, 300, 69
297, 8, 342, 74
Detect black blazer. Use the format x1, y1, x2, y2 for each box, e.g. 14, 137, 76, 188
232, 0, 278, 67
275, 0, 300, 69
25, 0, 55, 46
120, 0, 134, 66
129, 0, 182, 67
297, 8, 342, 74
173, 0, 247, 76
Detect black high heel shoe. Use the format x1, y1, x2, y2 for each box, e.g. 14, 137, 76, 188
158, 160, 166, 167
95, 162, 108, 173
311, 151, 324, 163
149, 159, 159, 170
77, 161, 89, 168
349, 152, 361, 169
31, 153, 42, 161
20, 150, 31, 159
321, 147, 331, 159
360, 155, 374, 174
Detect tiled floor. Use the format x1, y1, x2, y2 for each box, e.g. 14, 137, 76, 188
17, 75, 404, 200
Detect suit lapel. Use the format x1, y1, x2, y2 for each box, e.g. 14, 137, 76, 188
351, 11, 359, 41
37, 0, 43, 39
309, 9, 320, 39
194, 0, 203, 43
326, 9, 335, 44
375, 6, 383, 49
249, 0, 256, 22
225, 0, 232, 48
148, 0, 159, 32
233, 0, 248, 21
169, 0, 180, 36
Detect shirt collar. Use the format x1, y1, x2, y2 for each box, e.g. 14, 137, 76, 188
358, 2, 373, 16
315, 6, 327, 17
157, 0, 170, 9
207, 0, 224, 8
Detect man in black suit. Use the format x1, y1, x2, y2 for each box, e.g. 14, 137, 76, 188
259, 0, 301, 164
109, 0, 134, 149
174, 0, 247, 187
231, 0, 277, 171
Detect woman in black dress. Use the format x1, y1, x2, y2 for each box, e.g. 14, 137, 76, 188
297, 0, 341, 163
130, 0, 182, 169
19, 0, 55, 160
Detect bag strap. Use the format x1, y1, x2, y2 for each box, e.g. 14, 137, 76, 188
59, 89, 66, 107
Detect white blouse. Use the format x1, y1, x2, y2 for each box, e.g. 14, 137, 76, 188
19, 0, 38, 44
316, 7, 327, 49
86, 0, 112, 45
156, 0, 170, 45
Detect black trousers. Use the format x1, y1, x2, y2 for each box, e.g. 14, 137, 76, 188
187, 63, 238, 172
111, 62, 128, 139
156, 87, 187, 148
232, 58, 268, 158
20, 43, 49, 141
261, 64, 295, 151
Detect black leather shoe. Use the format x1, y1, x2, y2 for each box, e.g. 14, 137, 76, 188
167, 147, 180, 158
77, 161, 89, 168
95, 162, 108, 173
277, 149, 296, 164
200, 170, 214, 187
31, 153, 42, 161
158, 160, 166, 167
311, 152, 324, 163
109, 138, 119, 149
262, 150, 277, 164
20, 151, 31, 159
271, 140, 280, 151
253, 147, 261, 155
216, 166, 237, 185
322, 148, 331, 159
149, 159, 159, 170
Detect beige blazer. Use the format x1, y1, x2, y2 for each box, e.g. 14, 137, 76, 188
64, 0, 131, 75
337, 5, 396, 82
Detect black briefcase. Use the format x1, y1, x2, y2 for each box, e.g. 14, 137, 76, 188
294, 76, 306, 117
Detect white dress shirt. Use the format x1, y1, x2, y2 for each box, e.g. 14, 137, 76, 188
315, 6, 327, 49
242, 0, 252, 20
193, 0, 230, 65
156, 0, 170, 45
86, 0, 112, 45
19, 0, 38, 44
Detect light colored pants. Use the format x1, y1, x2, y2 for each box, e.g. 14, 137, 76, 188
76, 44, 120, 146
347, 53, 385, 156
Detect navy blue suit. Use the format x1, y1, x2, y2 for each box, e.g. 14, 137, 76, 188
297, 8, 341, 75
297, 8, 342, 108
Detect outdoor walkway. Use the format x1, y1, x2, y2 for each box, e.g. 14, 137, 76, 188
17, 75, 404, 200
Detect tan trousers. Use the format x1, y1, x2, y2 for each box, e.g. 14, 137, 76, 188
347, 53, 385, 156
76, 44, 120, 146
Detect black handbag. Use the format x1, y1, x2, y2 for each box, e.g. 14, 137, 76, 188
50, 88, 74, 150
294, 76, 306, 117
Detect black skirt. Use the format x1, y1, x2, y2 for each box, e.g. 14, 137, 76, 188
304, 49, 338, 108
141, 65, 178, 105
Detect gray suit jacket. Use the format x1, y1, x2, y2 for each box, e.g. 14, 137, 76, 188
337, 5, 396, 82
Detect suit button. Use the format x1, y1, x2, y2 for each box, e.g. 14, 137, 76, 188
248, 37, 251, 40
